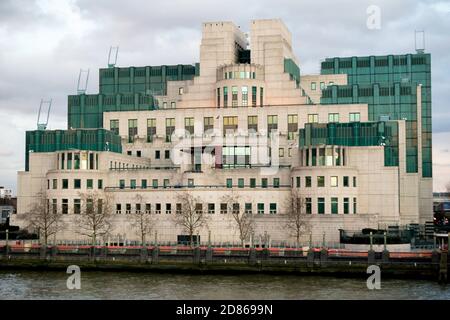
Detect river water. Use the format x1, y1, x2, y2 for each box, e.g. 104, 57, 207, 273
0, 270, 449, 300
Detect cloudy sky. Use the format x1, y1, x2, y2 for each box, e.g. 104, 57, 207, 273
0, 0, 449, 194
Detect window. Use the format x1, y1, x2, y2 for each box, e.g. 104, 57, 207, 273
270, 203, 277, 214
343, 176, 349, 187
163, 179, 169, 188
67, 153, 72, 170
155, 203, 161, 214
165, 150, 170, 159
328, 113, 339, 123
208, 203, 215, 214
317, 176, 325, 187
119, 179, 125, 189
344, 198, 349, 214
155, 150, 160, 159
195, 203, 203, 214
136, 203, 142, 214
147, 118, 156, 143
217, 88, 220, 107
320, 82, 325, 90
87, 179, 93, 189
52, 199, 57, 214
220, 203, 227, 214
331, 197, 338, 214
306, 198, 312, 214
261, 178, 268, 188
318, 198, 325, 214
308, 114, 318, 123
127, 151, 132, 156
110, 120, 119, 135
311, 82, 316, 90
62, 179, 68, 189
248, 115, 258, 133
252, 86, 257, 106
238, 178, 244, 188
305, 176, 312, 187
179, 87, 184, 95
267, 115, 278, 136
260, 87, 264, 107
74, 179, 81, 189
176, 203, 181, 214
137, 151, 142, 158
296, 176, 301, 188
287, 114, 298, 140
226, 178, 233, 188
188, 179, 194, 187
74, 153, 80, 170
330, 176, 338, 187
165, 203, 172, 214
232, 203, 240, 214
279, 148, 284, 157
245, 203, 252, 214
171, 102, 176, 109
350, 112, 360, 122
52, 179, 57, 189
162, 102, 167, 109
130, 179, 136, 189
353, 176, 357, 187
257, 203, 264, 214
353, 197, 357, 214
128, 119, 138, 143
232, 86, 238, 107
74, 199, 81, 214
165, 118, 175, 142
125, 203, 131, 214
250, 178, 256, 188
184, 117, 194, 135
288, 148, 292, 157
223, 116, 238, 135
204, 117, 213, 132
141, 179, 147, 189
145, 204, 151, 214
273, 178, 280, 188
62, 199, 68, 214
223, 86, 228, 107
241, 86, 248, 106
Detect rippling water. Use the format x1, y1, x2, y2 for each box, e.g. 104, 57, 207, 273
0, 270, 449, 300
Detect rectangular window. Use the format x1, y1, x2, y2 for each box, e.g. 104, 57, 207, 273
152, 179, 158, 188
171, 102, 176, 109
232, 86, 238, 107
110, 120, 119, 135
328, 113, 339, 123
248, 115, 258, 133
141, 179, 147, 189
245, 203, 252, 214
61, 153, 65, 170
74, 179, 81, 189
273, 178, 280, 188
226, 178, 233, 188
62, 199, 68, 214
287, 114, 298, 140
128, 119, 138, 143
279, 148, 284, 157
217, 88, 220, 107
260, 87, 264, 107
155, 150, 160, 159
261, 178, 268, 188
318, 197, 325, 214
353, 176, 357, 187
208, 203, 215, 214
67, 153, 72, 170
119, 179, 125, 189
165, 150, 170, 159
184, 117, 194, 135
308, 114, 318, 123
87, 179, 93, 189
176, 203, 181, 214
250, 178, 256, 188
305, 176, 312, 187
331, 197, 338, 214
330, 176, 338, 187
306, 198, 312, 214
165, 203, 172, 214
163, 179, 169, 188
145, 203, 151, 214
320, 82, 325, 90
62, 179, 68, 189
204, 117, 213, 132
343, 176, 349, 187
74, 153, 80, 170
74, 199, 81, 214
238, 178, 244, 188
344, 198, 350, 214
188, 179, 194, 187
252, 86, 257, 107
296, 176, 301, 188
147, 118, 156, 143
155, 203, 161, 214
52, 199, 57, 214
317, 176, 325, 187
267, 115, 278, 136
350, 112, 360, 122
165, 118, 175, 142
136, 203, 141, 214
130, 179, 136, 189
195, 203, 203, 214
257, 203, 265, 214
220, 203, 227, 214
241, 86, 248, 106
311, 82, 316, 90
270, 203, 277, 214
223, 116, 238, 135
223, 86, 228, 107
52, 179, 57, 190
353, 198, 357, 214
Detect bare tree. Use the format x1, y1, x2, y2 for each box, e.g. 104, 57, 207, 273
172, 192, 208, 247
75, 191, 113, 246
130, 194, 156, 246
24, 191, 64, 246
285, 189, 311, 247
221, 193, 254, 247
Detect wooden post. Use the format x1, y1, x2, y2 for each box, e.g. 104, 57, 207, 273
5, 229, 9, 256
383, 232, 387, 251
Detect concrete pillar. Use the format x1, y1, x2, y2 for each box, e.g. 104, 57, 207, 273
439, 251, 448, 284
249, 248, 256, 264
307, 249, 315, 268
140, 247, 148, 263
5, 229, 9, 257
368, 250, 376, 264
206, 247, 213, 263
152, 246, 159, 264
320, 248, 328, 266
193, 247, 201, 264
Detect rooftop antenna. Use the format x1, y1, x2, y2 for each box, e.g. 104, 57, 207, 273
415, 30, 425, 54
108, 46, 119, 68
77, 68, 90, 94
37, 99, 52, 131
